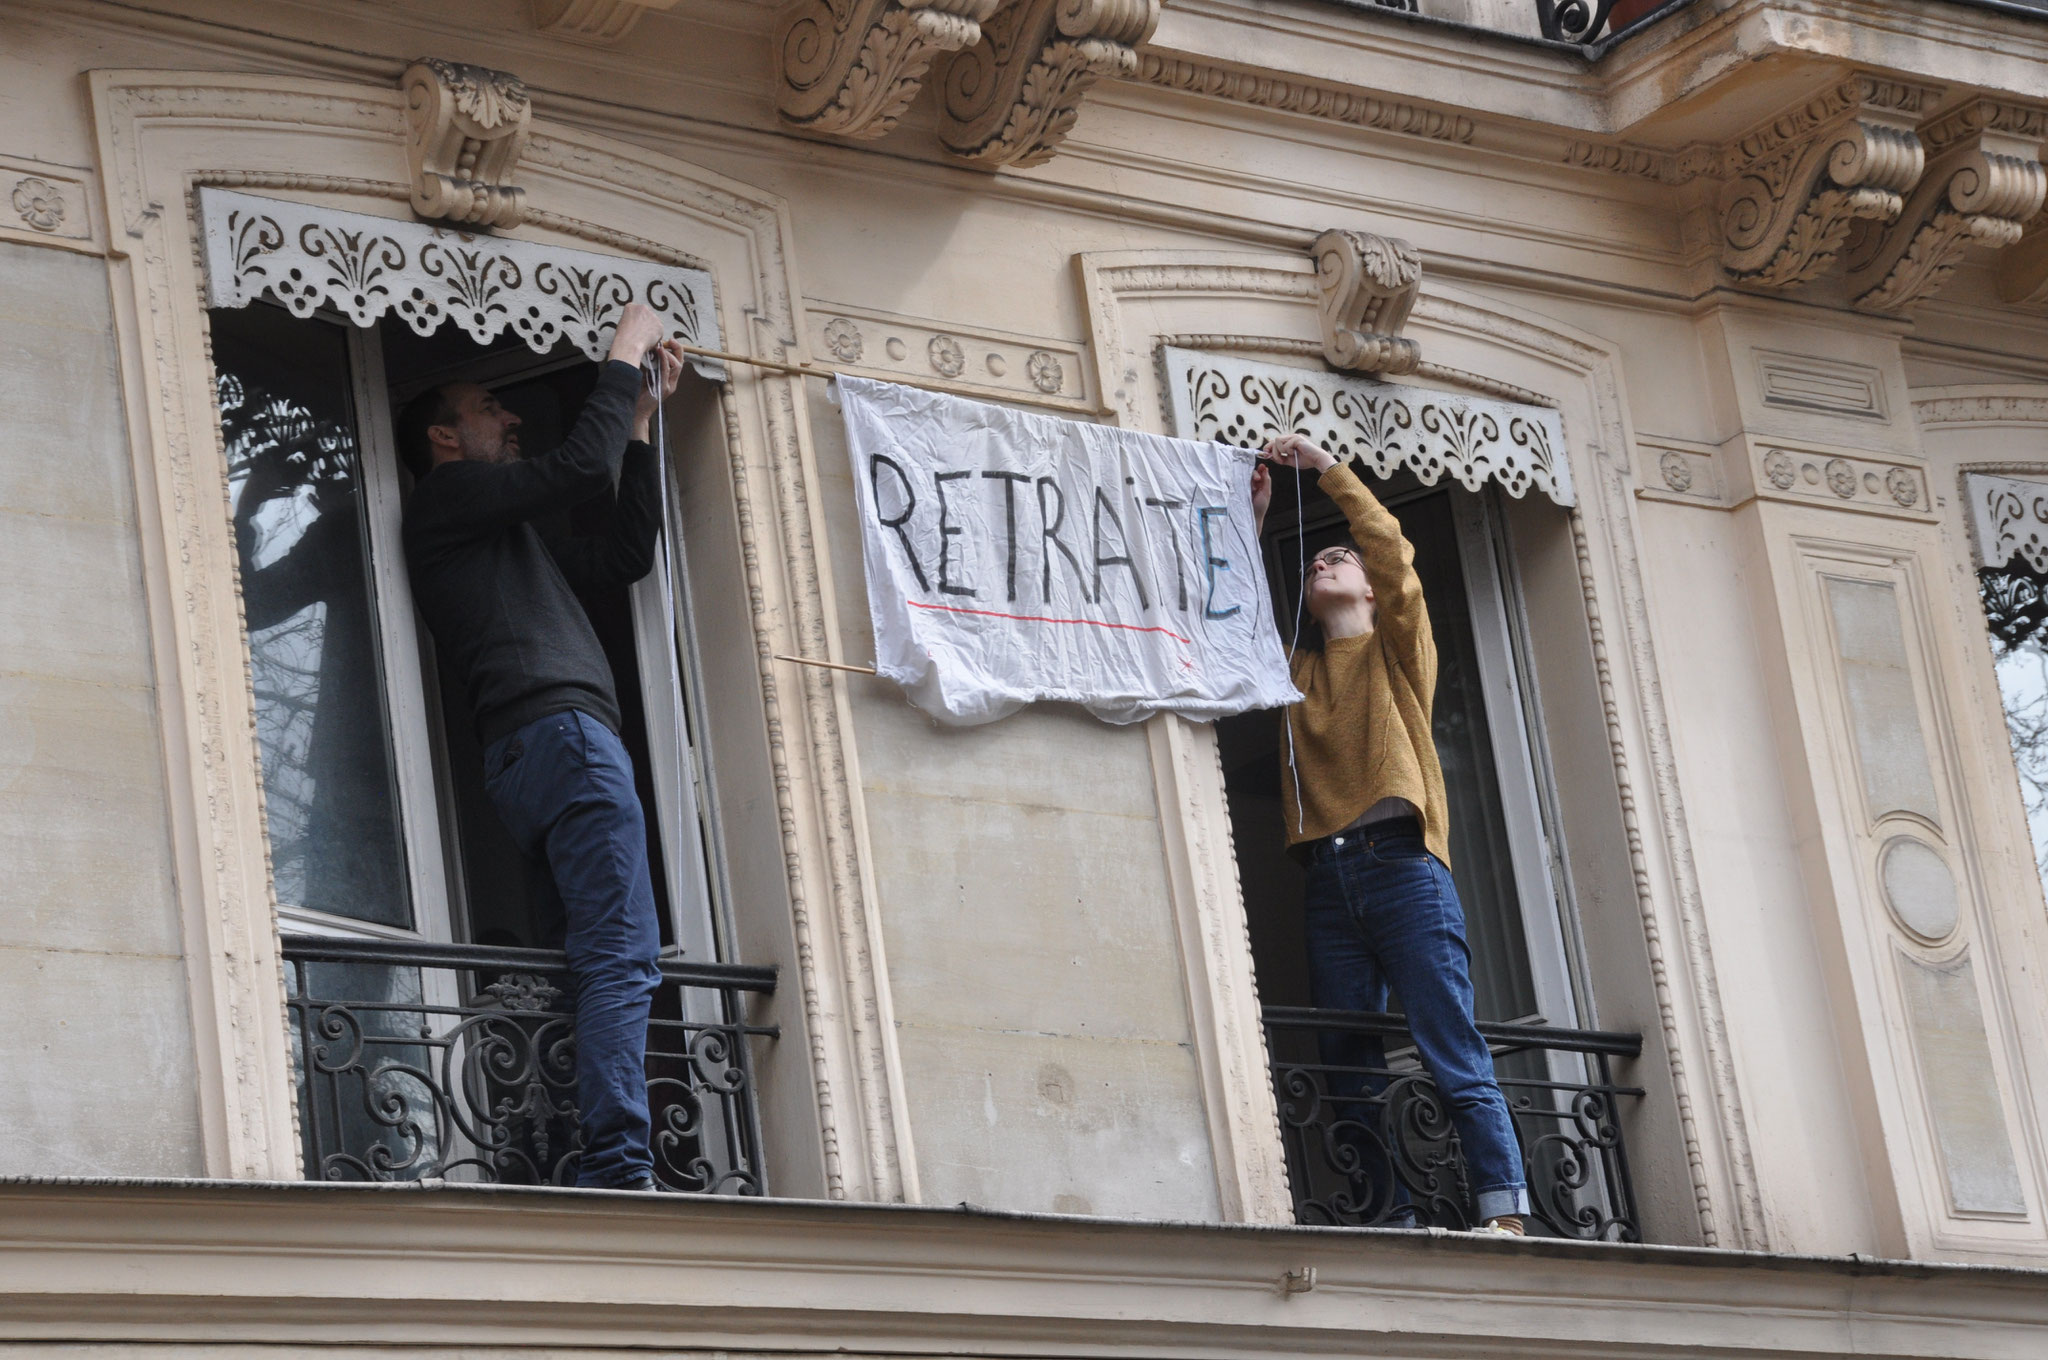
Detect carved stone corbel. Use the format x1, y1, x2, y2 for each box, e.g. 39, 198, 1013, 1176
400, 58, 532, 230
1312, 228, 1421, 375
1842, 99, 2048, 314
936, 0, 1160, 168
531, 0, 679, 45
1718, 74, 1933, 289
778, 0, 1003, 140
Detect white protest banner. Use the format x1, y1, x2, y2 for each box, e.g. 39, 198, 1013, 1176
836, 376, 1301, 725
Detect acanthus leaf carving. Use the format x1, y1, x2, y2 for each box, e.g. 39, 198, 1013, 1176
777, 0, 1002, 140
1845, 99, 2048, 315
1718, 74, 1932, 289
936, 0, 1160, 169
1311, 228, 1420, 375
400, 58, 532, 229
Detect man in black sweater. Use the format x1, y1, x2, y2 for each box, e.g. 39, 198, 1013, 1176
400, 302, 684, 1190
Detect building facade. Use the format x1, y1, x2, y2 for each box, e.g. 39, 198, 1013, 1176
5, 0, 2048, 1353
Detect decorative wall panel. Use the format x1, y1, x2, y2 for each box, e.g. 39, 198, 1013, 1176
1161, 348, 1573, 506
1824, 576, 1942, 825
197, 188, 724, 374
1897, 952, 2028, 1216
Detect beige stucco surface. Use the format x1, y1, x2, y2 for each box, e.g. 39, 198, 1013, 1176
0, 240, 202, 1176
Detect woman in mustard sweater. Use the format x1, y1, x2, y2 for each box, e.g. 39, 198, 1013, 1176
1254, 432, 1529, 1236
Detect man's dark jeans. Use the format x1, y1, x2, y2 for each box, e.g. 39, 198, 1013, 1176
1303, 818, 1531, 1225
483, 709, 661, 1188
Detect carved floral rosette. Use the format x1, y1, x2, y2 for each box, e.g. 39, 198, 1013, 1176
198, 188, 722, 373
1162, 348, 1574, 507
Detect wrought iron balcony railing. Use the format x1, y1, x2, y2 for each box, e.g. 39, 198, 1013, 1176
1263, 1006, 1644, 1240
1362, 0, 1687, 46
282, 933, 777, 1194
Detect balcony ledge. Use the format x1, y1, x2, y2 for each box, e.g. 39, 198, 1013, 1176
3, 1178, 2046, 1356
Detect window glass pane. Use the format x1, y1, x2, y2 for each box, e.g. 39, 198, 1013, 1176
1978, 565, 2048, 896
212, 304, 413, 928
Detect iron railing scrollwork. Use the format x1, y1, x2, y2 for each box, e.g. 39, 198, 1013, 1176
1536, 0, 1676, 44
1263, 1007, 1644, 1240
283, 933, 777, 1194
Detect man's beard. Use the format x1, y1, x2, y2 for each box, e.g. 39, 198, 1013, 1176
457, 425, 518, 464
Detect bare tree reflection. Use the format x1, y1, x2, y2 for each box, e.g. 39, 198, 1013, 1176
1979, 567, 2048, 885
219, 362, 411, 928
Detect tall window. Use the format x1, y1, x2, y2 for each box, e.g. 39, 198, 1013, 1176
1968, 472, 2048, 899
1219, 464, 1580, 1029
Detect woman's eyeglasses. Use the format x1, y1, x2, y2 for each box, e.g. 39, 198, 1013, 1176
1307, 546, 1359, 571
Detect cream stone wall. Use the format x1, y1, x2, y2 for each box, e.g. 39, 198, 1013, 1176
0, 239, 203, 1177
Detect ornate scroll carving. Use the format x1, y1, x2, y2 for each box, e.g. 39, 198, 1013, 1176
1719, 75, 1932, 289
1162, 347, 1573, 506
1845, 100, 2048, 314
777, 0, 1002, 140
400, 58, 532, 229
937, 0, 1160, 168
1311, 228, 1420, 375
531, 0, 679, 45
197, 188, 722, 369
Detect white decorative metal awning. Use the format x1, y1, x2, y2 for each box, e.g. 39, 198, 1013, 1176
1967, 472, 2048, 573
198, 188, 723, 376
1162, 348, 1573, 507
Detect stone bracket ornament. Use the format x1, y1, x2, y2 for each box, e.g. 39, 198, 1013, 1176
1718, 75, 1933, 289
531, 0, 680, 46
401, 58, 532, 229
1845, 99, 2048, 315
777, 0, 1003, 140
1311, 228, 1421, 375
936, 0, 1160, 168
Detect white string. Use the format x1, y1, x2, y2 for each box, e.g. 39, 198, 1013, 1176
1282, 451, 1307, 836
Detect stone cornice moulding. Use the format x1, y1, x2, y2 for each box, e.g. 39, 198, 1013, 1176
1913, 387, 2048, 430
531, 0, 681, 45
1129, 53, 1476, 147
5, 1183, 2048, 1350
1311, 228, 1421, 375
1717, 73, 1937, 290
1844, 98, 2048, 315
87, 69, 918, 1204
400, 57, 533, 229
937, 0, 1160, 168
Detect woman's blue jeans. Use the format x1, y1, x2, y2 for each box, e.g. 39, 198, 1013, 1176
483, 709, 662, 1189
1302, 819, 1531, 1224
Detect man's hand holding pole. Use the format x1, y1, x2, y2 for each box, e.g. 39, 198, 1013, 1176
606, 302, 686, 442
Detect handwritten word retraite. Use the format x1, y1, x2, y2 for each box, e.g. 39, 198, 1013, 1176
868, 454, 1247, 636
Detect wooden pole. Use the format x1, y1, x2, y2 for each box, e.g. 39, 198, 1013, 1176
772, 653, 878, 676
676, 341, 835, 382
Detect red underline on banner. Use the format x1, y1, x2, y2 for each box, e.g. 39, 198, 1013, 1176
907, 599, 1194, 647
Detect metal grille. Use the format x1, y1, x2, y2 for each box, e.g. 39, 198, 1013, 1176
1264, 1007, 1643, 1239
283, 934, 776, 1193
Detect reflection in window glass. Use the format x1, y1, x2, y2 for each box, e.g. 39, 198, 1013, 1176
1980, 565, 2048, 894
212, 304, 413, 928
